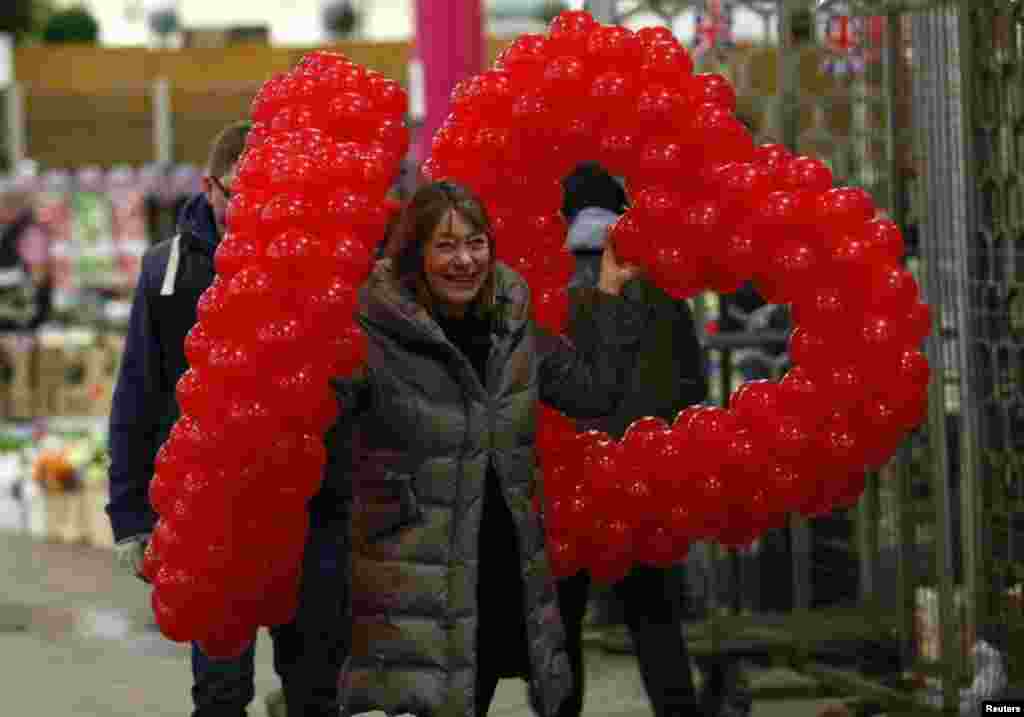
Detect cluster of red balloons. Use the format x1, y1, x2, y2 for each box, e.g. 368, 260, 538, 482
428, 11, 932, 581
141, 51, 407, 657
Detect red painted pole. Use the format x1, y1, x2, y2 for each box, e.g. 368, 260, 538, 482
412, 0, 485, 163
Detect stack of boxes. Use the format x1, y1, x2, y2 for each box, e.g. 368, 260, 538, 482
0, 328, 124, 421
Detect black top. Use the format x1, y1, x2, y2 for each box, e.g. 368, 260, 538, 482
436, 309, 532, 679
435, 310, 492, 385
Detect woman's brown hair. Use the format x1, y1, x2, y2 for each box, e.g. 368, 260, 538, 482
384, 180, 497, 318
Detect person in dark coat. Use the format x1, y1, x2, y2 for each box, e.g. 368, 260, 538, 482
324, 180, 648, 717
106, 121, 349, 717
556, 162, 708, 717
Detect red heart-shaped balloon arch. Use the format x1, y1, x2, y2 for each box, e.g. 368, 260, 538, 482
143, 11, 931, 656
423, 12, 931, 583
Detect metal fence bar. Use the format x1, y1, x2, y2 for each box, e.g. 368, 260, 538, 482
152, 78, 173, 166
5, 82, 25, 169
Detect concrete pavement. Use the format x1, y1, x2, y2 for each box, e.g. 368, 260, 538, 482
0, 529, 846, 716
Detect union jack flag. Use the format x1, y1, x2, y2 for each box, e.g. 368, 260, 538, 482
692, 0, 734, 59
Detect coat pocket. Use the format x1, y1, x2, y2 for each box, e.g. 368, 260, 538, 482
357, 471, 425, 543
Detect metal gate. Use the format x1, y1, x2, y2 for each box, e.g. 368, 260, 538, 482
581, 0, 1021, 710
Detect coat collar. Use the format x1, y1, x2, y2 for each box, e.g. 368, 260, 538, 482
358, 258, 530, 353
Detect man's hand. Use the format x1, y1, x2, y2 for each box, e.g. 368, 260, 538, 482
114, 533, 151, 582
597, 238, 643, 296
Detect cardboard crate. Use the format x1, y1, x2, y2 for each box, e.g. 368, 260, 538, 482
0, 334, 37, 419
34, 337, 66, 417
58, 345, 108, 417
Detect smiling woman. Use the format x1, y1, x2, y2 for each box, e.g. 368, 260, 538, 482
385, 180, 498, 320
326, 178, 648, 717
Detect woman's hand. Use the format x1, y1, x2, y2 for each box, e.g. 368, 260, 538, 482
597, 238, 644, 295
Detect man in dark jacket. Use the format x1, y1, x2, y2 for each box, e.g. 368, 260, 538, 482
556, 162, 708, 717
107, 121, 349, 717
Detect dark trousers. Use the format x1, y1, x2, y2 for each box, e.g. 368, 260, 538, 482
191, 513, 349, 717
556, 564, 700, 717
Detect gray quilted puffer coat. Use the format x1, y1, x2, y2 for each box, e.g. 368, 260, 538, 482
328, 258, 647, 717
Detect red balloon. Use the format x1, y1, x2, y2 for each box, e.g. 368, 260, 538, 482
630, 186, 683, 219
548, 538, 581, 578
861, 218, 905, 263
818, 363, 866, 409
752, 143, 794, 173
639, 42, 695, 86
906, 301, 932, 345
687, 406, 740, 450
148, 518, 185, 566
729, 380, 780, 426
586, 25, 644, 70
637, 138, 687, 184
214, 232, 264, 279
542, 55, 589, 99
651, 243, 705, 300
148, 467, 179, 518
226, 264, 277, 315
225, 189, 271, 232
867, 264, 919, 315
260, 192, 321, 232
816, 413, 867, 473
792, 285, 852, 336
175, 368, 217, 423
196, 619, 258, 661
788, 327, 830, 372
152, 591, 194, 643
534, 286, 570, 333
707, 224, 756, 293
825, 231, 876, 294
760, 240, 818, 304
607, 212, 651, 267
548, 10, 598, 54
496, 34, 551, 85
781, 156, 834, 194
685, 73, 737, 112
895, 348, 931, 387
636, 26, 676, 48
672, 405, 704, 431
367, 74, 408, 117
777, 366, 824, 420
772, 414, 813, 460
713, 162, 775, 219
814, 187, 876, 228
636, 83, 686, 130
251, 74, 287, 124
858, 398, 904, 469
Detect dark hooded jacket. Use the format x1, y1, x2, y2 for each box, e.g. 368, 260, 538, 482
326, 258, 648, 717
106, 194, 222, 542
565, 207, 707, 438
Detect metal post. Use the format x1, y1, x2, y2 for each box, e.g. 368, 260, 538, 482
857, 474, 880, 603
954, 0, 984, 680
776, 0, 799, 152
585, 0, 618, 24
913, 5, 968, 708
881, 9, 917, 668
6, 81, 25, 169
152, 77, 173, 166
790, 512, 812, 611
